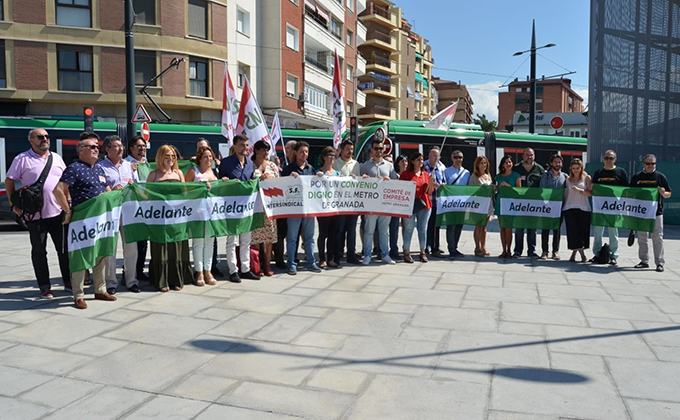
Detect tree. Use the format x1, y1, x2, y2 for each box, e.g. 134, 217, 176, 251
473, 114, 497, 132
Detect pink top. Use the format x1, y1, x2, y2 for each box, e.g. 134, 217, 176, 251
6, 149, 66, 219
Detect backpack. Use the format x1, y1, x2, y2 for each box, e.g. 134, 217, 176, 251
597, 243, 611, 264
11, 153, 53, 222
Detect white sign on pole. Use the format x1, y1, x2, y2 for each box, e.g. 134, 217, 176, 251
132, 104, 152, 123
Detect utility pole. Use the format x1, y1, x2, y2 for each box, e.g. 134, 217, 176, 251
125, 0, 136, 140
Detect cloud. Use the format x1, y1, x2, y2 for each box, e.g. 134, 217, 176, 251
574, 88, 589, 109
467, 81, 503, 123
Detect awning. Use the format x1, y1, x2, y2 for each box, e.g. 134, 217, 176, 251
423, 79, 429, 89
415, 52, 423, 59
415, 71, 424, 83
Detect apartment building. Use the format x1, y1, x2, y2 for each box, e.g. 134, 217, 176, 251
412, 32, 434, 121
433, 78, 474, 124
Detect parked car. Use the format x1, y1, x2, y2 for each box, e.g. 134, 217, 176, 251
0, 181, 28, 230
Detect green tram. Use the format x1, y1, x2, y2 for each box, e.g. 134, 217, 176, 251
357, 120, 588, 174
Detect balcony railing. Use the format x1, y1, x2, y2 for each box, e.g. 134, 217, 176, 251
368, 29, 392, 44
305, 52, 330, 74
367, 55, 390, 67
304, 5, 328, 30
359, 104, 392, 117
365, 3, 390, 20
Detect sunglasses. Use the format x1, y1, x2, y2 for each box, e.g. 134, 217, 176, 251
453, 156, 463, 160
325, 155, 337, 159
604, 156, 615, 161
135, 144, 147, 148
373, 147, 384, 151
643, 161, 656, 165
33, 134, 50, 140
165, 155, 176, 159
81, 145, 99, 150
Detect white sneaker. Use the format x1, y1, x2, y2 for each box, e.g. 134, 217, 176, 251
362, 255, 371, 265
383, 256, 396, 265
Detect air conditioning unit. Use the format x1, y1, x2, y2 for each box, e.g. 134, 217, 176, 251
298, 92, 309, 102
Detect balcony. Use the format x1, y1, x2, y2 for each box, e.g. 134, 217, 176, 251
358, 104, 396, 120
360, 79, 397, 99
365, 55, 398, 75
361, 29, 398, 52
304, 10, 344, 53
305, 51, 330, 74
357, 20, 367, 45
359, 3, 399, 29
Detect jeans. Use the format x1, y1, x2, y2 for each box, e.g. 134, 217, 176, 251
226, 232, 251, 274
287, 217, 315, 269
514, 229, 536, 256
446, 224, 464, 255
27, 214, 70, 290
403, 208, 431, 252
638, 215, 664, 265
336, 215, 358, 260
389, 216, 400, 256
192, 225, 214, 272
593, 226, 619, 259
363, 215, 390, 258
541, 217, 563, 254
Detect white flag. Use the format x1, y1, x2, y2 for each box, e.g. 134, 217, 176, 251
235, 76, 271, 157
425, 102, 457, 131
331, 49, 347, 149
270, 112, 283, 160
221, 62, 239, 147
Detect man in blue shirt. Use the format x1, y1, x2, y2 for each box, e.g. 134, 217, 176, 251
282, 141, 322, 275
538, 154, 567, 260
53, 137, 115, 309
443, 150, 471, 258
218, 134, 261, 283
97, 135, 140, 294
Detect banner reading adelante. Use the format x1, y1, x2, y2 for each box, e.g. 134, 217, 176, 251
435, 185, 494, 227
591, 184, 658, 232
498, 187, 564, 230
260, 175, 415, 218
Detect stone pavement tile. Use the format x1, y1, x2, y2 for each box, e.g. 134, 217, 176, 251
490, 369, 628, 420
326, 336, 440, 378
293, 331, 347, 349
0, 396, 51, 420
487, 412, 558, 420
661, 280, 680, 293
399, 326, 448, 343
120, 395, 209, 420
42, 297, 130, 317
601, 282, 675, 298
206, 312, 277, 338
368, 273, 439, 289
439, 274, 503, 287
281, 287, 321, 297
163, 373, 239, 402
217, 291, 307, 314
538, 297, 580, 307
0, 365, 53, 397
0, 309, 53, 325
461, 300, 501, 310
503, 281, 539, 290
431, 359, 494, 384
194, 404, 303, 420
125, 293, 222, 317
220, 381, 354, 420
503, 272, 568, 285
312, 309, 410, 338
0, 344, 93, 375
649, 296, 680, 314
69, 343, 214, 393
327, 276, 372, 291
544, 325, 657, 359
286, 305, 330, 318
193, 307, 242, 321
0, 320, 18, 334
213, 277, 302, 294
361, 285, 397, 294
68, 336, 129, 357
0, 340, 17, 352
377, 302, 419, 314
651, 345, 680, 362
103, 313, 221, 347
607, 358, 680, 402
199, 288, 245, 299
346, 374, 488, 420
306, 368, 368, 393
497, 321, 545, 336
580, 300, 672, 322
41, 386, 151, 420
501, 303, 588, 327
250, 315, 318, 343
549, 352, 607, 373
197, 341, 332, 385
669, 313, 680, 323
95, 308, 149, 323
568, 279, 603, 286
537, 284, 613, 301
387, 288, 464, 307
410, 306, 498, 332
359, 264, 419, 276
19, 377, 103, 408
586, 317, 634, 330
630, 321, 680, 347
293, 276, 338, 289
465, 286, 539, 304
432, 284, 468, 292
305, 290, 388, 310
610, 293, 654, 303
443, 331, 550, 368
626, 399, 680, 420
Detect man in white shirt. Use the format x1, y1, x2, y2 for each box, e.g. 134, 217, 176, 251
333, 139, 362, 264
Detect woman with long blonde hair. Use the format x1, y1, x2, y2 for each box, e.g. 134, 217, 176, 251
563, 158, 592, 262
468, 156, 493, 257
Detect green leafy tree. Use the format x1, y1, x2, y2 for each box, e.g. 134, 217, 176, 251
473, 114, 498, 132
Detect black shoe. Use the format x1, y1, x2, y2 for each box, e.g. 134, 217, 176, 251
128, 284, 141, 293
211, 266, 224, 278
627, 230, 636, 247
609, 258, 617, 266
451, 250, 465, 258
431, 249, 444, 258
634, 262, 649, 269
528, 253, 540, 259
512, 253, 521, 258
107, 287, 117, 295
656, 265, 664, 272
240, 270, 261, 281
389, 252, 400, 260
137, 272, 150, 282
275, 261, 287, 270
588, 256, 598, 263
229, 272, 242, 283
347, 257, 361, 265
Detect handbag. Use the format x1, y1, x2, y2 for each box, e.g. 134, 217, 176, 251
11, 153, 53, 222
412, 198, 426, 214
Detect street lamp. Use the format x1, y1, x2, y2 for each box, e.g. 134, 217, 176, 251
513, 20, 555, 134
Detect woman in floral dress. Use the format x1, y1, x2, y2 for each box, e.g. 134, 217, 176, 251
251, 140, 279, 276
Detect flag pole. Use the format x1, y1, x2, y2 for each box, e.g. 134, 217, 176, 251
439, 98, 459, 151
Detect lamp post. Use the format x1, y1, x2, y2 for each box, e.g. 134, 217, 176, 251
124, 0, 136, 140
513, 20, 555, 134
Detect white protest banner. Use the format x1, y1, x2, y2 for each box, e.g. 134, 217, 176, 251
260, 176, 415, 218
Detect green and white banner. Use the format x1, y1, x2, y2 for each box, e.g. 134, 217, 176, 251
435, 185, 494, 227
67, 190, 123, 273
591, 184, 658, 232
498, 187, 564, 229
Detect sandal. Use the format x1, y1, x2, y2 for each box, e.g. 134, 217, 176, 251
194, 272, 205, 287
475, 249, 485, 257
204, 270, 217, 285
319, 261, 328, 269
404, 251, 414, 264
173, 286, 182, 291
419, 251, 428, 263
160, 287, 169, 293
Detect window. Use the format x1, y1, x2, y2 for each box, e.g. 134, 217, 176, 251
57, 45, 93, 92
189, 57, 208, 97
237, 8, 250, 36
305, 84, 329, 114
286, 25, 299, 51
346, 0, 353, 12
0, 41, 5, 88
346, 101, 353, 118
346, 64, 353, 81
134, 50, 156, 86
289, 0, 298, 4
570, 130, 581, 137
346, 29, 353, 47
188, 0, 207, 39
238, 63, 250, 88
133, 0, 155, 25
0, 0, 4, 20
286, 74, 298, 98
330, 18, 342, 40
56, 0, 92, 28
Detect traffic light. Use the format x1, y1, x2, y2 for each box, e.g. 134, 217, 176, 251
84, 106, 94, 133
350, 116, 357, 144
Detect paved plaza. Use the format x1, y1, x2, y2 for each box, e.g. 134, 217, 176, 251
0, 223, 679, 420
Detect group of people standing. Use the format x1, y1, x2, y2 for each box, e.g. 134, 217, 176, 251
5, 127, 672, 309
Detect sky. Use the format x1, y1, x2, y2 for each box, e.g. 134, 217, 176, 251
397, 0, 591, 123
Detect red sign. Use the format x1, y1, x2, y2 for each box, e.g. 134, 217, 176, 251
141, 122, 151, 141
550, 116, 564, 130
383, 138, 393, 155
